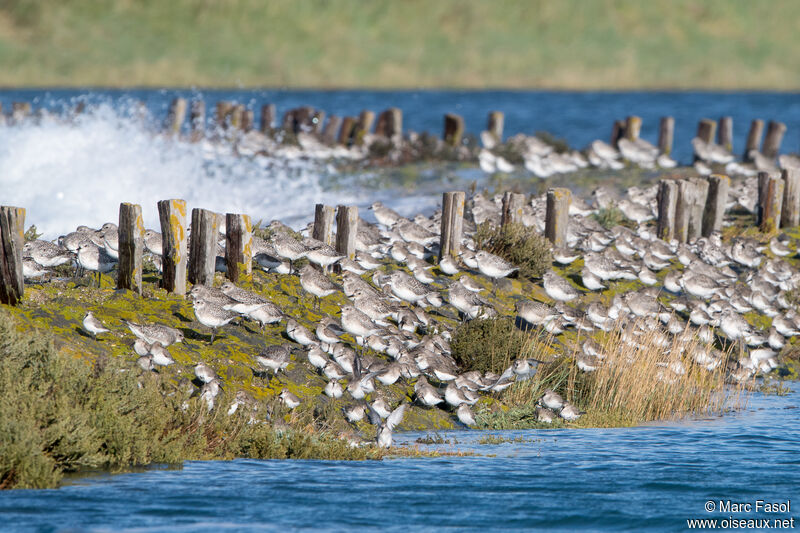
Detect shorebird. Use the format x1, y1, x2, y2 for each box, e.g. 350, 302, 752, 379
369, 402, 408, 448
540, 389, 565, 410
143, 229, 163, 256
438, 255, 460, 275
194, 362, 217, 384
137, 354, 155, 372
343, 403, 368, 423
340, 306, 381, 344
299, 264, 340, 308
76, 244, 116, 286
148, 342, 175, 367
414, 376, 444, 407
387, 270, 434, 304
24, 240, 72, 268
536, 407, 555, 423
82, 311, 109, 340
286, 319, 317, 346
193, 299, 238, 343
369, 201, 403, 227
542, 271, 581, 302
255, 344, 292, 381
324, 380, 344, 398
475, 250, 518, 294
559, 402, 585, 421
272, 232, 307, 274
279, 389, 301, 409
456, 404, 476, 426
125, 320, 184, 346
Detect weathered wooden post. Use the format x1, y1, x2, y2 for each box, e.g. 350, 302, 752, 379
311, 110, 326, 135
656, 180, 679, 241
260, 104, 276, 134
610, 120, 626, 148
545, 188, 571, 247
230, 105, 244, 131
189, 100, 205, 142
165, 97, 187, 137
375, 108, 403, 140
696, 119, 716, 144
439, 191, 465, 261
702, 174, 730, 237
625, 116, 642, 140
757, 172, 785, 233
487, 111, 504, 145
658, 116, 674, 155
241, 109, 254, 132
157, 199, 188, 295
674, 179, 708, 243
11, 102, 31, 123
118, 203, 145, 294
312, 204, 335, 245
353, 110, 375, 146
501, 192, 525, 226
781, 168, 800, 228
321, 116, 342, 145
188, 208, 220, 286
225, 213, 253, 283
335, 206, 358, 261
743, 119, 764, 162
443, 113, 464, 147
717, 116, 733, 153
762, 121, 786, 160
338, 116, 356, 145
0, 206, 25, 306
215, 101, 233, 129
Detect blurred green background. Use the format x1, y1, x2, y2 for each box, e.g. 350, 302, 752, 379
0, 0, 797, 88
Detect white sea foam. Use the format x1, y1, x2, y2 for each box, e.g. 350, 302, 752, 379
0, 105, 439, 239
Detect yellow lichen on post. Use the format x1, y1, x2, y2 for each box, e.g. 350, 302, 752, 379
545, 188, 571, 247
158, 199, 188, 295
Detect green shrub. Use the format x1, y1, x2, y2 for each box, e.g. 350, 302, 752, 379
474, 221, 552, 279
593, 207, 632, 230
450, 317, 527, 374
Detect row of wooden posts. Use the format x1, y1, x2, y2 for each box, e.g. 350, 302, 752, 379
0, 188, 573, 306
611, 114, 786, 160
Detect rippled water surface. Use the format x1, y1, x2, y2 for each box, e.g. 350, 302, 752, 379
2, 387, 797, 532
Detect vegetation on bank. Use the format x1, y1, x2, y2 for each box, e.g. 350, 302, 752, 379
0, 1, 799, 88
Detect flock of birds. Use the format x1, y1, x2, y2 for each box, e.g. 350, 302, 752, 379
20, 170, 799, 446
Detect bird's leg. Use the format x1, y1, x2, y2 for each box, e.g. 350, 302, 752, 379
210, 328, 216, 344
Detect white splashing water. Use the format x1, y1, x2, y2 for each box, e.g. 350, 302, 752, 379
0, 105, 439, 239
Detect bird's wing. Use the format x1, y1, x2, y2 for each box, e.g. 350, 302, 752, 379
386, 403, 408, 430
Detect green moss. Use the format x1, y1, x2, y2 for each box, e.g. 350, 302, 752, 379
474, 222, 552, 280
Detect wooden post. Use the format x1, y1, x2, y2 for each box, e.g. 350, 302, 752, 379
336, 206, 358, 261
610, 119, 626, 148
439, 191, 465, 261
157, 199, 188, 295
311, 110, 326, 135
501, 192, 525, 226
658, 117, 674, 155
118, 203, 145, 294
0, 206, 25, 306
375, 108, 403, 140
312, 204, 335, 246
215, 101, 233, 129
165, 97, 187, 137
230, 105, 244, 130
696, 119, 716, 144
241, 109, 254, 132
625, 116, 642, 140
743, 119, 764, 162
487, 111, 504, 144
762, 121, 787, 160
338, 116, 356, 145
686, 178, 709, 241
225, 213, 253, 283
702, 174, 730, 237
443, 113, 464, 147
189, 100, 205, 142
260, 104, 276, 134
717, 116, 733, 153
353, 110, 375, 146
781, 168, 800, 228
321, 115, 342, 145
188, 208, 220, 286
11, 102, 31, 123
545, 188, 571, 247
757, 172, 785, 233
656, 180, 679, 241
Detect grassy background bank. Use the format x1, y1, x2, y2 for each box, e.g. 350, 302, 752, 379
0, 0, 798, 89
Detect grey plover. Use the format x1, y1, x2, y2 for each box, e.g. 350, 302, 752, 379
137, 354, 155, 372
559, 402, 584, 421
542, 271, 581, 302
343, 403, 368, 423
540, 389, 565, 410
255, 344, 292, 379
388, 270, 434, 304
77, 244, 116, 285
456, 404, 476, 426
341, 305, 381, 342
272, 232, 308, 274
279, 389, 301, 409
143, 229, 163, 256
286, 319, 317, 346
438, 255, 460, 275
372, 403, 408, 448
194, 362, 218, 384
125, 320, 184, 346
193, 299, 239, 343
82, 311, 109, 340
299, 264, 340, 307
369, 201, 403, 227
305, 244, 343, 269
414, 376, 444, 406
536, 407, 555, 423
475, 250, 517, 293
24, 240, 72, 268
148, 342, 175, 367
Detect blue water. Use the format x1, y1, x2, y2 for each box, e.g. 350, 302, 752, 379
2, 386, 797, 532
2, 89, 800, 163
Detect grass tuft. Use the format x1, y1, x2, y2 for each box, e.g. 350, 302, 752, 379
474, 221, 552, 280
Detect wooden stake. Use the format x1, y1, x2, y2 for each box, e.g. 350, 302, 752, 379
696, 118, 716, 144
762, 121, 787, 160
501, 192, 525, 226
338, 116, 356, 145
656, 180, 678, 241
375, 108, 403, 140
312, 204, 335, 246
487, 111, 504, 144
443, 113, 464, 147
702, 174, 730, 237
545, 188, 571, 247
336, 206, 358, 260
625, 116, 642, 140
215, 101, 233, 129
188, 208, 220, 286
225, 213, 253, 283
686, 178, 710, 241
165, 97, 187, 137
439, 191, 465, 261
658, 117, 674, 155
189, 100, 205, 142
260, 104, 276, 134
717, 116, 733, 153
353, 110, 375, 146
743, 119, 764, 162
118, 203, 145, 294
757, 172, 785, 233
0, 206, 25, 305
157, 199, 188, 295
781, 168, 800, 228
321, 115, 342, 145
610, 120, 626, 148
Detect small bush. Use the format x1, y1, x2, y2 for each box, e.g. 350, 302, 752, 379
450, 317, 527, 374
593, 207, 632, 230
474, 221, 552, 279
